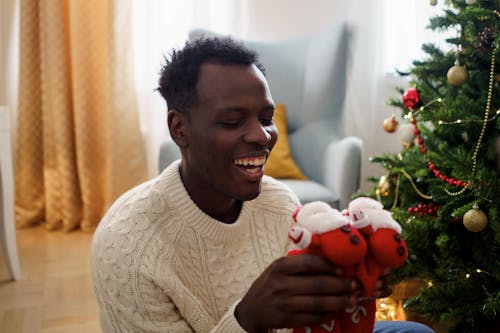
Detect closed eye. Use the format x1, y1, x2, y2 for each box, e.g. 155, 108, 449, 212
260, 107, 275, 127
219, 119, 243, 128
260, 117, 274, 126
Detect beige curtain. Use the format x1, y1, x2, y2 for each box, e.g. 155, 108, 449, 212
15, 0, 147, 232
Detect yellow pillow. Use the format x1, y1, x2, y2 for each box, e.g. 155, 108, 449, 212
265, 104, 308, 180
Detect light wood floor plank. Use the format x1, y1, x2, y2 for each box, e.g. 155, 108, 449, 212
0, 226, 101, 333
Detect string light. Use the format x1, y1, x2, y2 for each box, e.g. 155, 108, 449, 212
376, 298, 398, 321
437, 109, 500, 125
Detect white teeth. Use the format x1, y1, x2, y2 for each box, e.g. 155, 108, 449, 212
247, 167, 259, 173
234, 157, 266, 167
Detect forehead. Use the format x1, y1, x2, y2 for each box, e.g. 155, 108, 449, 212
196, 63, 271, 105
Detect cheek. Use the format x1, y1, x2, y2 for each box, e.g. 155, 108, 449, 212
194, 132, 234, 165
269, 127, 279, 147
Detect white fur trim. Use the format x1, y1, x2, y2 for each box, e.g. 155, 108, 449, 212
296, 202, 348, 234
348, 197, 402, 232
346, 206, 370, 229
348, 197, 384, 211
365, 209, 402, 233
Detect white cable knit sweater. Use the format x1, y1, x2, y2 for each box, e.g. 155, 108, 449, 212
91, 161, 300, 332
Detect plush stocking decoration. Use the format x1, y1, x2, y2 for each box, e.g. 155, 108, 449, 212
287, 198, 408, 333
287, 201, 368, 333
338, 197, 408, 333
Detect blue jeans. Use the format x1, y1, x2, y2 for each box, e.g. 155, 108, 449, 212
374, 321, 435, 333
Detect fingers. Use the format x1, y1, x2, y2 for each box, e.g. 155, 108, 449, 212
374, 284, 392, 298
285, 294, 354, 313
282, 312, 337, 329
281, 274, 357, 296
272, 253, 340, 276
237, 254, 362, 332
374, 273, 393, 298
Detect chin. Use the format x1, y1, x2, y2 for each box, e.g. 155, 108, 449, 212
235, 185, 262, 201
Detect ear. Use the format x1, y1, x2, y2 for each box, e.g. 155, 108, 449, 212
167, 110, 189, 148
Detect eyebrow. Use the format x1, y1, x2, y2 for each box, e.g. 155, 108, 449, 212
218, 104, 275, 114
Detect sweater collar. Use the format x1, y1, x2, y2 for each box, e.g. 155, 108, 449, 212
161, 160, 256, 242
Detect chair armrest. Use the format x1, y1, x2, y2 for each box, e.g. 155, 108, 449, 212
322, 136, 363, 209
158, 138, 181, 173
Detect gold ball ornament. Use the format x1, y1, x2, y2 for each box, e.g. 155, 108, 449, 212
383, 116, 399, 133
430, 0, 438, 5
447, 60, 468, 86
463, 205, 488, 232
378, 175, 392, 197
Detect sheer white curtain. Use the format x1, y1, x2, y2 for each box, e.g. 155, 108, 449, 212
0, 0, 20, 135
129, 0, 447, 182
347, 0, 448, 190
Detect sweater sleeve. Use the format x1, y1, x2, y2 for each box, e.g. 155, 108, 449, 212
210, 300, 247, 333
210, 301, 292, 333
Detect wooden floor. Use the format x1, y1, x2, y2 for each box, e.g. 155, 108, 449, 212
0, 226, 101, 333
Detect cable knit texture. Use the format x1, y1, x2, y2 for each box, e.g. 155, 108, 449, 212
91, 161, 300, 332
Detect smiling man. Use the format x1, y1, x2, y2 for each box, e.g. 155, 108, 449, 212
90, 37, 434, 333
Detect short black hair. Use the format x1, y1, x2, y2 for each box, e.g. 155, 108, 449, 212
157, 37, 265, 113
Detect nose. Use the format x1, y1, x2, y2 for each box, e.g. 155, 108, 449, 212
244, 119, 272, 145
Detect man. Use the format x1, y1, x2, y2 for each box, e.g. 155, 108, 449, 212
91, 37, 433, 333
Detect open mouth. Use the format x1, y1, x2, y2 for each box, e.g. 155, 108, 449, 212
233, 156, 266, 174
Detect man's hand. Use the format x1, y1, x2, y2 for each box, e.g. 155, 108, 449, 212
373, 268, 393, 299
234, 254, 359, 333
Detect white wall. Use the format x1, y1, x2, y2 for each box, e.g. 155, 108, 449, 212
238, 0, 349, 40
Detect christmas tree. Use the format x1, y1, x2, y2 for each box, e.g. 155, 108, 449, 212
365, 1, 500, 332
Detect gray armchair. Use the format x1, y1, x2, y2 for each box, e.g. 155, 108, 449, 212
159, 22, 362, 209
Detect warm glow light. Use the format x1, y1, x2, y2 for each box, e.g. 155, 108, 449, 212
376, 297, 398, 321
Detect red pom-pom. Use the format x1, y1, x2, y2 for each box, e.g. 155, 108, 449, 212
403, 88, 420, 109
368, 229, 408, 267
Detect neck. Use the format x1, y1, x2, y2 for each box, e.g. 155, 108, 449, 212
179, 165, 242, 224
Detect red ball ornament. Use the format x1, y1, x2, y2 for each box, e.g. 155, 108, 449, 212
402, 88, 420, 109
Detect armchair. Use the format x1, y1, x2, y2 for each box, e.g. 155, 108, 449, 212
159, 22, 362, 209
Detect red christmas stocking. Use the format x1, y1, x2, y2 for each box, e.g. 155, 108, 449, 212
338, 298, 376, 333
337, 227, 408, 333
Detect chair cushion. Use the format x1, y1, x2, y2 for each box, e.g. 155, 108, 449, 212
279, 179, 339, 209
265, 104, 307, 180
